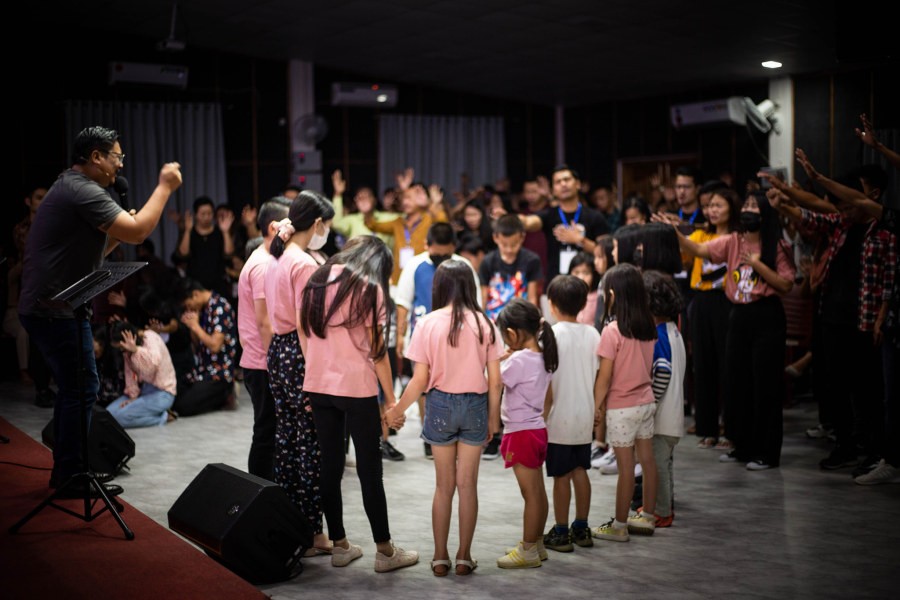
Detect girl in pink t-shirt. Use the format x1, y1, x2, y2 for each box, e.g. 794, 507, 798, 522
494, 298, 558, 569
384, 259, 503, 577
674, 192, 795, 471
299, 235, 418, 572
592, 263, 660, 542
263, 190, 335, 555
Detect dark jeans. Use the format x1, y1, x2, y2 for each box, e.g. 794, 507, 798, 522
244, 368, 275, 480
820, 322, 884, 455
173, 379, 232, 417
20, 314, 99, 484
884, 341, 899, 465
308, 392, 390, 543
29, 339, 53, 391
723, 297, 786, 466
689, 291, 730, 438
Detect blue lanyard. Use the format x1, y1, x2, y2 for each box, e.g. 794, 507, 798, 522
558, 203, 582, 227
679, 207, 700, 225
403, 217, 422, 245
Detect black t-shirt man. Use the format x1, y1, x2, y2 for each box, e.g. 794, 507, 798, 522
536, 204, 609, 280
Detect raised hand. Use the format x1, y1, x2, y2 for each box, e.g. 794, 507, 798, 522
119, 329, 139, 353
332, 169, 347, 197
183, 210, 194, 231
396, 167, 415, 190
241, 204, 258, 228
428, 183, 444, 205
795, 148, 821, 181
217, 209, 235, 232
854, 113, 878, 148
159, 162, 183, 193
536, 175, 551, 198
757, 169, 789, 192
108, 290, 127, 307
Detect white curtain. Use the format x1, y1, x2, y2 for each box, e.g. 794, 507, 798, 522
65, 101, 228, 263
378, 114, 507, 198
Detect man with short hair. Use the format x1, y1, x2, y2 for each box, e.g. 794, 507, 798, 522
19, 125, 182, 497
520, 166, 609, 282
671, 166, 707, 228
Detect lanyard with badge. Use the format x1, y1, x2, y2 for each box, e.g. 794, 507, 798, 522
558, 203, 584, 275
399, 217, 421, 269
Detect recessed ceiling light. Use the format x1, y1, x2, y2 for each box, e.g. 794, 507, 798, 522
762, 61, 783, 69
376, 94, 388, 103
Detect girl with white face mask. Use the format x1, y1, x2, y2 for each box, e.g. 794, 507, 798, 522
262, 190, 335, 554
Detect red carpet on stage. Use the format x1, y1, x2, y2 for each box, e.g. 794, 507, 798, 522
0, 417, 266, 600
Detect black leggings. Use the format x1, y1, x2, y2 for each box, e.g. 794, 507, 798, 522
308, 392, 391, 543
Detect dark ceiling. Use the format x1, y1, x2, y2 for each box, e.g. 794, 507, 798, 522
35, 0, 894, 106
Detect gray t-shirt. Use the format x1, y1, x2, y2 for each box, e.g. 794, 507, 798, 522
19, 169, 124, 318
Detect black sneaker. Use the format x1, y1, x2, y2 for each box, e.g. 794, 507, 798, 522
851, 454, 881, 478
819, 447, 858, 470
542, 527, 574, 552
34, 389, 56, 408
482, 436, 501, 460
424, 442, 433, 460
55, 481, 124, 499
381, 440, 405, 461
571, 525, 594, 548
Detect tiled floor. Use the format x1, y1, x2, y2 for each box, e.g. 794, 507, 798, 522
1, 379, 896, 599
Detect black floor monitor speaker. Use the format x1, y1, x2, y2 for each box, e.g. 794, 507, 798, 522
167, 463, 313, 584
41, 404, 135, 474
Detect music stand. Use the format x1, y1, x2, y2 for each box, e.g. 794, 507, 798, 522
9, 261, 147, 540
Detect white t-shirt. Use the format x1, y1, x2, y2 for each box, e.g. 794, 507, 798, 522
653, 321, 687, 438
547, 321, 601, 444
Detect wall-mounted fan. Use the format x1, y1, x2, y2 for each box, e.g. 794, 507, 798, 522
293, 113, 329, 145
742, 97, 781, 134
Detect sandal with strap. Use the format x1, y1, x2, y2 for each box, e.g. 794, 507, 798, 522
697, 437, 717, 449
455, 558, 477, 576
715, 438, 734, 451
431, 559, 451, 577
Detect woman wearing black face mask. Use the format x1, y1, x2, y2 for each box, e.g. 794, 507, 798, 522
670, 191, 796, 472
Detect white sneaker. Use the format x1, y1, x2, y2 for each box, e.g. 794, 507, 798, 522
634, 462, 643, 478
596, 447, 616, 468
374, 543, 419, 572
805, 424, 832, 439
332, 543, 363, 567
599, 456, 618, 475
855, 460, 900, 485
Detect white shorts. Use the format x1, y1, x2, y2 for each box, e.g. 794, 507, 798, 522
606, 403, 656, 447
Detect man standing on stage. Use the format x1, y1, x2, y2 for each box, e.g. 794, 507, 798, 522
18, 126, 182, 498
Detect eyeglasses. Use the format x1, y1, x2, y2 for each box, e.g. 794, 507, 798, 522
105, 150, 126, 164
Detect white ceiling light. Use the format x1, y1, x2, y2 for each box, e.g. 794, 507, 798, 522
761, 60, 783, 69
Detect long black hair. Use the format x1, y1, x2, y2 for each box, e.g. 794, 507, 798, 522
431, 259, 495, 348
496, 298, 558, 373
300, 235, 393, 361
743, 191, 782, 271
109, 320, 143, 347
601, 263, 657, 341
270, 190, 335, 258
638, 222, 683, 275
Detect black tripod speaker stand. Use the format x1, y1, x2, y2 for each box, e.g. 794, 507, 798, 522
9, 262, 146, 540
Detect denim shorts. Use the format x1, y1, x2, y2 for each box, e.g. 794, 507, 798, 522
421, 389, 488, 446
